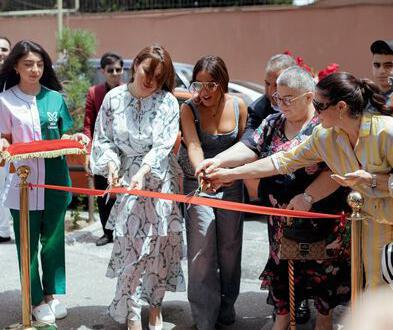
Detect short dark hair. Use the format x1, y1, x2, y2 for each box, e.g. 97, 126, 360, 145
370, 40, 393, 55
0, 36, 11, 48
192, 55, 229, 93
0, 40, 62, 91
100, 52, 123, 69
130, 44, 175, 92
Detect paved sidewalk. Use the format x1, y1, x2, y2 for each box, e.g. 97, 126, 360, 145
0, 215, 346, 330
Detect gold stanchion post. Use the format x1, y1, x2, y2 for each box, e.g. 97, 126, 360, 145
18, 166, 32, 328
5, 166, 57, 330
347, 191, 365, 310
288, 260, 296, 330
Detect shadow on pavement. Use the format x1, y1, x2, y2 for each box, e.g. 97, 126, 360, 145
0, 290, 273, 330
65, 230, 99, 245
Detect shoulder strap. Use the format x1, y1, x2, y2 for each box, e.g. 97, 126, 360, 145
233, 96, 240, 129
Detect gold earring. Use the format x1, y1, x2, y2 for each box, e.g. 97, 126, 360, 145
339, 110, 343, 120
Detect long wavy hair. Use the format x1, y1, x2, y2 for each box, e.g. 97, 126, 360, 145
0, 40, 62, 92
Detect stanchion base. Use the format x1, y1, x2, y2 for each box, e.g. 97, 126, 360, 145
4, 322, 57, 330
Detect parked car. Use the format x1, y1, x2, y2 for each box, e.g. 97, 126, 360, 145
84, 59, 263, 103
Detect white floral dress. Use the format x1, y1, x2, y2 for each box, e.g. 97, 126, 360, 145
90, 84, 185, 323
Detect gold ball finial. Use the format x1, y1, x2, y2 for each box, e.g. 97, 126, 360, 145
16, 166, 30, 182
347, 190, 364, 220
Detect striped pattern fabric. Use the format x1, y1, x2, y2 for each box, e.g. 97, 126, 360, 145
272, 111, 393, 224
382, 242, 393, 285
272, 110, 393, 287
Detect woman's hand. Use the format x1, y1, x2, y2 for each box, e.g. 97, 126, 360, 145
286, 193, 312, 211
204, 167, 235, 189
0, 138, 10, 151
128, 164, 150, 190
70, 133, 90, 146
195, 158, 222, 176
331, 170, 372, 188
107, 161, 120, 187
129, 171, 145, 190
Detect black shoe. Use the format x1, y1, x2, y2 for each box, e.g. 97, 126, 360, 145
216, 319, 235, 328
271, 300, 310, 324
216, 301, 236, 327
295, 300, 310, 324
95, 234, 113, 246
0, 236, 11, 243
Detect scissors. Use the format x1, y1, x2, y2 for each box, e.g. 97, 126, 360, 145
103, 183, 114, 204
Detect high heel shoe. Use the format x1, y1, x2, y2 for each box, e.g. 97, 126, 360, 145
148, 308, 162, 330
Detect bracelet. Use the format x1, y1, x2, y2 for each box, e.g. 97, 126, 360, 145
303, 192, 314, 204
388, 174, 393, 197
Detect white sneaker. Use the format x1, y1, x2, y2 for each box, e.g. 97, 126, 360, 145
47, 299, 67, 319
32, 303, 56, 323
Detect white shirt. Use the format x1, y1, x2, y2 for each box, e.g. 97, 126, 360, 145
0, 86, 45, 210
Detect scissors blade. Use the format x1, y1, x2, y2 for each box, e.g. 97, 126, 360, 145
103, 184, 112, 204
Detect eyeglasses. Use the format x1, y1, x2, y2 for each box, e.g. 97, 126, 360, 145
189, 81, 219, 93
272, 91, 309, 107
106, 67, 123, 74
312, 99, 335, 114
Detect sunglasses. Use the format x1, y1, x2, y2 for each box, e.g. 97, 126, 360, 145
312, 99, 335, 114
272, 91, 308, 107
189, 81, 219, 93
106, 67, 123, 74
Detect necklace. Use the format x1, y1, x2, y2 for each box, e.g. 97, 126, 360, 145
204, 94, 224, 117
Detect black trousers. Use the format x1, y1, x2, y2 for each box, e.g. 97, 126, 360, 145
94, 174, 115, 238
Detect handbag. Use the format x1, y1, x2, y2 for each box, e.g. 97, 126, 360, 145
280, 218, 335, 261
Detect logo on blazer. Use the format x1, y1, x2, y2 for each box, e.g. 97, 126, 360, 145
47, 112, 58, 129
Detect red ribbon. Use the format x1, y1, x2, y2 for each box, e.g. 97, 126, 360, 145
30, 183, 341, 220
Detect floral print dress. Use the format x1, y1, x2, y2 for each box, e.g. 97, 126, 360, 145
251, 113, 350, 315
90, 85, 185, 323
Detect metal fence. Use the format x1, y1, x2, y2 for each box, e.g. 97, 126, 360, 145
0, 0, 292, 13
79, 0, 292, 12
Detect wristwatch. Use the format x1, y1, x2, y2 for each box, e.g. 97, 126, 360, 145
303, 192, 314, 204
371, 174, 377, 189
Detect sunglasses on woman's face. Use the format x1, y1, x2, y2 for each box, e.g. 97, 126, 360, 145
189, 81, 219, 93
312, 99, 334, 114
106, 67, 123, 74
